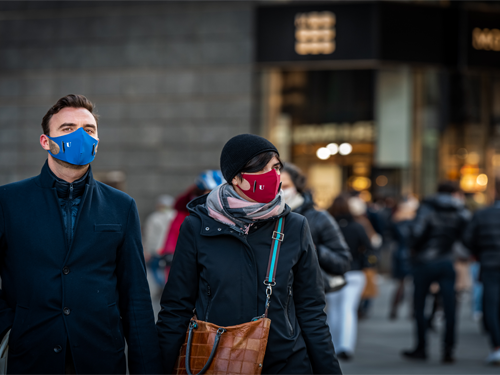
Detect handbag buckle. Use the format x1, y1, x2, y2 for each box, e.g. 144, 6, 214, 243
272, 231, 284, 241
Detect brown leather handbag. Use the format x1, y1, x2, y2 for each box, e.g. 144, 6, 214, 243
174, 217, 286, 375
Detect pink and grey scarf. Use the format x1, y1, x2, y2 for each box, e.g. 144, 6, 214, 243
206, 183, 285, 234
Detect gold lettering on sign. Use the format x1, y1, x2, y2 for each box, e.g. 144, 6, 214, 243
295, 11, 336, 55
472, 28, 500, 51
293, 121, 375, 144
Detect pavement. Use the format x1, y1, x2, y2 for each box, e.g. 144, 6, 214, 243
340, 276, 498, 375
149, 272, 499, 375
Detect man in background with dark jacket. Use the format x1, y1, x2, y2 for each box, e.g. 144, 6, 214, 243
463, 181, 500, 365
402, 182, 470, 363
0, 95, 162, 374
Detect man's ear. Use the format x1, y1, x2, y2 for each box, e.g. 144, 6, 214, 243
40, 134, 50, 151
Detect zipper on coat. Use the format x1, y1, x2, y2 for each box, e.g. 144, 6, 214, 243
205, 285, 212, 322
66, 184, 74, 246
285, 286, 294, 336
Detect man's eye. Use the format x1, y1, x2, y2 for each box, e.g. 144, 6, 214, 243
86, 129, 94, 134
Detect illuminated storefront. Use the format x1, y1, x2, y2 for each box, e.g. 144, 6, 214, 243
257, 2, 500, 207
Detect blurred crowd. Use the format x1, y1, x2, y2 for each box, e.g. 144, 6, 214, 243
143, 164, 500, 367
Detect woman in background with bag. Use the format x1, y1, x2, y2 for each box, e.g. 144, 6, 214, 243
280, 163, 351, 291
327, 196, 373, 361
157, 134, 341, 374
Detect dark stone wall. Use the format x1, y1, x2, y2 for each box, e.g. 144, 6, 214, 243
0, 1, 254, 220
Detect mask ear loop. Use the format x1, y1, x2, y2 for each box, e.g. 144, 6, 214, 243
278, 182, 282, 191
62, 142, 65, 153
92, 144, 95, 155
253, 180, 257, 193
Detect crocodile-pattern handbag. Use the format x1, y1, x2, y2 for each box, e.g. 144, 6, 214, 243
174, 217, 286, 375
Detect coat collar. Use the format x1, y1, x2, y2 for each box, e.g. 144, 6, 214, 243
37, 159, 96, 189
293, 191, 314, 215
187, 194, 290, 238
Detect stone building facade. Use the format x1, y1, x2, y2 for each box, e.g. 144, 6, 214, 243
0, 1, 255, 220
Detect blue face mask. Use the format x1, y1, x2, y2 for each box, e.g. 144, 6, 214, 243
47, 127, 99, 166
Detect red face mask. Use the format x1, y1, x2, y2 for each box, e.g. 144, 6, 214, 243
240, 169, 281, 203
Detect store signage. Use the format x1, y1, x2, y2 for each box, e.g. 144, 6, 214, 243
293, 121, 375, 144
472, 27, 500, 51
466, 11, 500, 67
295, 11, 336, 55
256, 3, 376, 63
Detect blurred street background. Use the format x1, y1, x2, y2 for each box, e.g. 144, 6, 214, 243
3, 0, 500, 373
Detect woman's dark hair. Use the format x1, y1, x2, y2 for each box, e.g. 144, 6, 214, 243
282, 163, 307, 194
234, 151, 283, 182
328, 195, 352, 219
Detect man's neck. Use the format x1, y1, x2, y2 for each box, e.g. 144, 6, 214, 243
48, 156, 89, 183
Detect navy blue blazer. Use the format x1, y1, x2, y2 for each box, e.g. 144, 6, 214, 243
0, 161, 163, 374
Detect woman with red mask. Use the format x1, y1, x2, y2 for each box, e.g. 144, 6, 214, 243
157, 134, 341, 374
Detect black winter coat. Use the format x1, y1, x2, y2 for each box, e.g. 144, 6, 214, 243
293, 193, 351, 277
334, 215, 373, 271
410, 194, 470, 264
156, 195, 341, 374
463, 201, 500, 270
0, 162, 162, 374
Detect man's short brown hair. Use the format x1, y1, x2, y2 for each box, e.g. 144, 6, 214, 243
41, 94, 99, 135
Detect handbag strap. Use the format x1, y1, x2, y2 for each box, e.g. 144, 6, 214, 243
263, 216, 285, 318
185, 321, 225, 375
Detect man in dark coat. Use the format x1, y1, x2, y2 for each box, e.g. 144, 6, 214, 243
463, 181, 500, 364
0, 95, 162, 374
402, 181, 470, 363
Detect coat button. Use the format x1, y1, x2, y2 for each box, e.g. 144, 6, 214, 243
63, 307, 71, 315
205, 227, 209, 231
217, 228, 222, 231
62, 267, 70, 275
54, 345, 62, 353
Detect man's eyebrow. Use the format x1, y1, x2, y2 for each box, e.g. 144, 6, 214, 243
84, 124, 97, 130
57, 123, 77, 130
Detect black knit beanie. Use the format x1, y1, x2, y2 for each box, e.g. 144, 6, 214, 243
220, 134, 279, 182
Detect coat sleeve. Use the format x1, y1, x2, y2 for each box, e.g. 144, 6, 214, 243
293, 218, 342, 374
0, 200, 14, 340
116, 199, 163, 374
410, 204, 432, 251
462, 211, 478, 257
156, 216, 199, 374
355, 223, 376, 268
315, 211, 352, 275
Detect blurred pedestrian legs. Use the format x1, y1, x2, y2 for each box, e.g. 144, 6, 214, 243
327, 271, 366, 359
470, 262, 483, 322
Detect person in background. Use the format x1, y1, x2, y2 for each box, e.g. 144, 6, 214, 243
389, 196, 419, 320
348, 196, 382, 249
348, 195, 381, 319
157, 134, 341, 374
463, 180, 500, 365
280, 163, 352, 320
402, 181, 470, 363
327, 196, 373, 361
144, 195, 175, 295
160, 170, 224, 281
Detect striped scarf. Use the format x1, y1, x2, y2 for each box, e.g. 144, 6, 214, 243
206, 183, 285, 234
